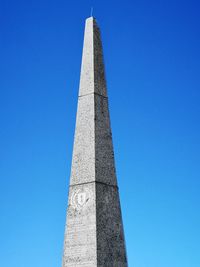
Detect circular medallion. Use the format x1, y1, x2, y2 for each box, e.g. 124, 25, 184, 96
71, 188, 90, 210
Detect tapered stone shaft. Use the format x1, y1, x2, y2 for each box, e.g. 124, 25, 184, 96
62, 17, 128, 267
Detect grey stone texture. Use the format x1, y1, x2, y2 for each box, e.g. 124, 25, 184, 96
62, 17, 128, 267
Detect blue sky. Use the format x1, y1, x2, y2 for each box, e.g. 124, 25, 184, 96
0, 0, 200, 266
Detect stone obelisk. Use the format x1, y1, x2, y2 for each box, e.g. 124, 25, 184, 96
62, 17, 128, 267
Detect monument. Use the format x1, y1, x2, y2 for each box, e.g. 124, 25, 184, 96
62, 17, 128, 267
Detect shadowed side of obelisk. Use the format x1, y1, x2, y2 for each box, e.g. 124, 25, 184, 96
93, 20, 128, 266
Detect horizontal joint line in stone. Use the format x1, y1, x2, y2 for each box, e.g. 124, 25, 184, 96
78, 92, 108, 98
70, 180, 118, 189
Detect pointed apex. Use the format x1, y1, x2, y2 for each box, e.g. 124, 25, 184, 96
85, 16, 97, 25
86, 16, 94, 21
79, 15, 107, 97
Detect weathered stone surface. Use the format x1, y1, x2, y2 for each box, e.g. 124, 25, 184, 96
95, 94, 117, 186
96, 183, 127, 266
62, 16, 128, 267
70, 94, 95, 185
63, 183, 97, 266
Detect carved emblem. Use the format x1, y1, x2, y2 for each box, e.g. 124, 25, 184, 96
71, 188, 90, 210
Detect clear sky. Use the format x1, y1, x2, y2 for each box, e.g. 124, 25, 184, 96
0, 0, 200, 266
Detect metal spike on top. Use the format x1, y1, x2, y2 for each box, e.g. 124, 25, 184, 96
90, 6, 93, 17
